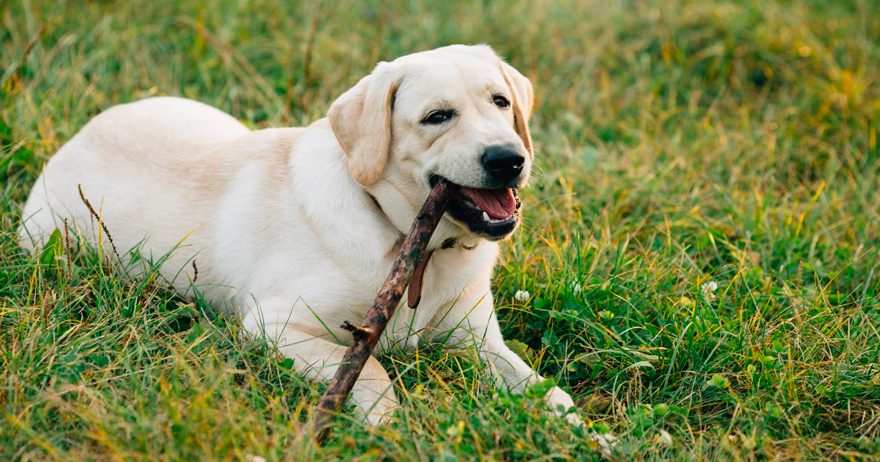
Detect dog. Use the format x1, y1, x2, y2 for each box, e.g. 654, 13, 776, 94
19, 44, 605, 443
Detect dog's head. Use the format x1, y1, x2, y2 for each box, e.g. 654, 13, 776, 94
329, 44, 533, 241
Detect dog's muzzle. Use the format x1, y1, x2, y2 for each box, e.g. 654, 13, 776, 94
430, 175, 522, 240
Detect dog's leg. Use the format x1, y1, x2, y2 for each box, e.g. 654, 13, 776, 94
483, 336, 581, 423
436, 292, 618, 454
434, 293, 581, 424
457, 320, 581, 424
241, 298, 399, 426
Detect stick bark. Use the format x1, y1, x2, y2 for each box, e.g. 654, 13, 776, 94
310, 179, 456, 442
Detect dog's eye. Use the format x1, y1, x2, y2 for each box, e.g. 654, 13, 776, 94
421, 109, 455, 125
492, 94, 510, 108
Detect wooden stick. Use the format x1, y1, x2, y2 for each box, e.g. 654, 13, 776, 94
310, 179, 456, 442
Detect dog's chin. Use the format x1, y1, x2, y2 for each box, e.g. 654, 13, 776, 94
430, 176, 521, 241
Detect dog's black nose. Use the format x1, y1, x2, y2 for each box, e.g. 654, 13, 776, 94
481, 145, 525, 185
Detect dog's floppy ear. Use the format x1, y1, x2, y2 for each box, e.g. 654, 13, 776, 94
328, 62, 400, 187
499, 61, 534, 158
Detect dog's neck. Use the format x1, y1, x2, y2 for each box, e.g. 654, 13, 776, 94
362, 186, 482, 310
364, 181, 481, 253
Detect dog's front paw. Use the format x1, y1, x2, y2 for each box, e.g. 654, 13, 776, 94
350, 382, 400, 427
545, 385, 578, 419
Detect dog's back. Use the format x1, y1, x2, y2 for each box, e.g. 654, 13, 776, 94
17, 97, 298, 296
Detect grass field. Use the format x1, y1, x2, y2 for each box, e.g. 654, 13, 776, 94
2, 0, 879, 460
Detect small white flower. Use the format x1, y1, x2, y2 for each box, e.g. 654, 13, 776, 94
571, 282, 582, 295
655, 429, 673, 447
590, 432, 619, 456
701, 280, 718, 298
245, 456, 267, 462
514, 290, 530, 302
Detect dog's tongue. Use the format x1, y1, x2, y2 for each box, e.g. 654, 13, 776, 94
459, 187, 517, 219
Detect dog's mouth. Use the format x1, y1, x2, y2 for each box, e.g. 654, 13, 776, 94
430, 176, 521, 240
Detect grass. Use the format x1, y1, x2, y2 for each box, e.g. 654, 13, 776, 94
2, 0, 879, 459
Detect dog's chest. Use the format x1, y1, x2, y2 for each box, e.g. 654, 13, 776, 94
251, 241, 497, 354
376, 244, 496, 351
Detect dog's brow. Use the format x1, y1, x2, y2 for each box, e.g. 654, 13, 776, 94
422, 99, 456, 115
477, 79, 505, 92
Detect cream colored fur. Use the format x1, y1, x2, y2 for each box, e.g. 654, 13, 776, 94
19, 46, 609, 446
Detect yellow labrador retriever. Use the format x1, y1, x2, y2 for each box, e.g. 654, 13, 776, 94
20, 45, 604, 441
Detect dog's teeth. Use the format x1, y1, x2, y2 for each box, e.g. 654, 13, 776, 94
482, 211, 490, 221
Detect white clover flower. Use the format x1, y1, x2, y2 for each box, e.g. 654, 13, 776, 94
514, 290, 531, 302
701, 280, 718, 298
655, 429, 673, 447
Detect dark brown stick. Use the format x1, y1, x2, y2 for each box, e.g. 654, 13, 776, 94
310, 179, 456, 442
